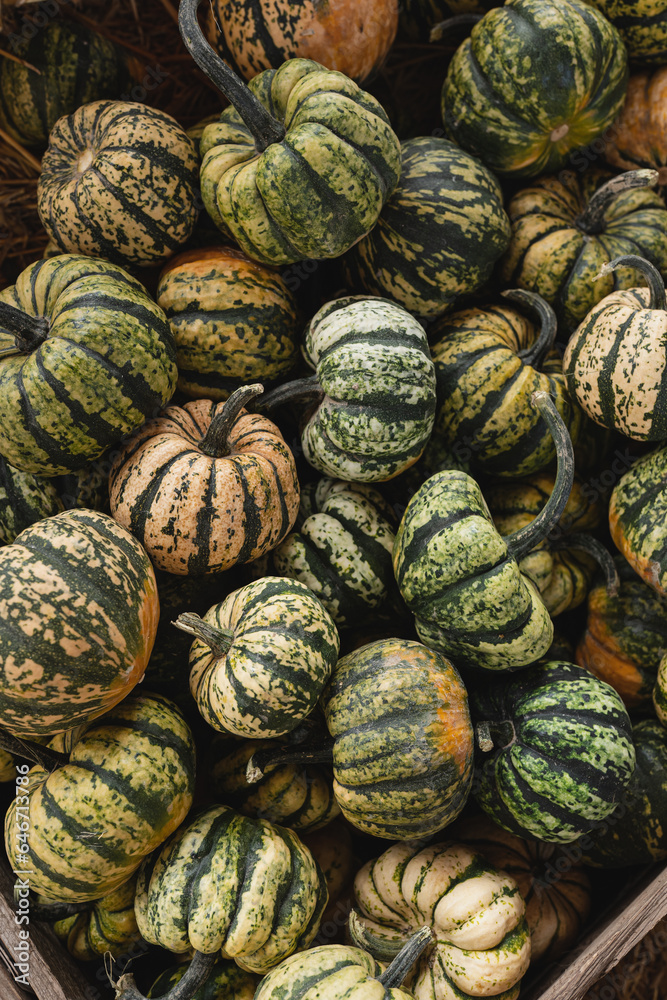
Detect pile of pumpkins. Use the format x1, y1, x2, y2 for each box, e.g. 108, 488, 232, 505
3, 0, 667, 997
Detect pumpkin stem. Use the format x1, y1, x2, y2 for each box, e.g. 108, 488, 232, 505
198, 383, 264, 458
109, 950, 217, 1000
505, 392, 574, 564
377, 926, 435, 988
258, 375, 324, 413
31, 898, 95, 921
576, 169, 659, 236
502, 289, 557, 368
551, 533, 620, 597
172, 612, 234, 656
0, 301, 50, 353
476, 720, 516, 752
595, 255, 667, 312
0, 726, 69, 771
429, 13, 482, 42
178, 0, 286, 153
246, 738, 336, 784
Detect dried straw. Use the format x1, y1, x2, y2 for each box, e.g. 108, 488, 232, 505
583, 916, 667, 1000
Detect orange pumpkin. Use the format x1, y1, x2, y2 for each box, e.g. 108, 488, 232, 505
604, 68, 667, 186
109, 385, 300, 575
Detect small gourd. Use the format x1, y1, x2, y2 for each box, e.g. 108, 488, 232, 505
608, 444, 667, 598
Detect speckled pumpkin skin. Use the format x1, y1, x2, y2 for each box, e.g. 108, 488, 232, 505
608, 445, 667, 597
604, 69, 667, 182
253, 945, 413, 1000
589, 0, 667, 65
206, 0, 398, 83
53, 873, 141, 961
109, 397, 300, 575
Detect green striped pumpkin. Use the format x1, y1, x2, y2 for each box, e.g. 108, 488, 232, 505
3, 692, 196, 902
589, 0, 667, 65
429, 292, 582, 478
501, 169, 667, 333
177, 576, 339, 738
0, 20, 134, 147
472, 661, 636, 843
441, 0, 628, 178
608, 445, 667, 598
0, 456, 107, 545
342, 136, 511, 320
134, 804, 327, 973
321, 637, 474, 839
275, 297, 436, 483
272, 478, 398, 627
0, 509, 159, 737
351, 841, 531, 999
148, 959, 258, 999
52, 873, 142, 962
0, 254, 177, 477
179, 0, 401, 267
37, 100, 199, 266
564, 256, 667, 440
210, 737, 339, 833
156, 245, 300, 400
578, 720, 667, 867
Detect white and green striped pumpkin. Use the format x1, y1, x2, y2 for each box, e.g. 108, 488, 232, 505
0, 509, 159, 737
0, 254, 177, 477
351, 841, 531, 1000
472, 661, 636, 843
608, 443, 667, 598
51, 873, 142, 962
175, 576, 339, 738
264, 297, 436, 483
134, 804, 328, 973
3, 692, 196, 902
37, 101, 199, 266
342, 136, 511, 320
180, 0, 401, 266
441, 0, 628, 178
272, 478, 398, 627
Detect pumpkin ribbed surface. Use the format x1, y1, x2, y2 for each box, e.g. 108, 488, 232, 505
0, 509, 158, 737
37, 100, 199, 266
253, 945, 411, 1000
604, 69, 667, 181
608, 445, 667, 597
300, 297, 436, 483
342, 136, 511, 320
3, 692, 196, 902
0, 254, 177, 476
589, 0, 667, 65
441, 0, 628, 178
53, 873, 141, 961
472, 661, 636, 843
322, 638, 474, 839
156, 246, 300, 400
135, 804, 327, 972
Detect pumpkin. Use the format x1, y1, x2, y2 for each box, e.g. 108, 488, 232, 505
148, 959, 258, 1000
441, 0, 628, 179
210, 737, 339, 833
488, 471, 605, 617
429, 290, 582, 478
133, 804, 327, 973
37, 100, 199, 267
174, 576, 339, 738
318, 637, 474, 839
452, 814, 592, 966
271, 477, 399, 627
205, 0, 398, 84
654, 654, 667, 724
180, 0, 401, 266
253, 931, 434, 1000
500, 168, 667, 333
341, 136, 511, 320
262, 297, 436, 483
588, 0, 667, 65
576, 564, 667, 709
0, 749, 15, 782
0, 20, 135, 147
109, 385, 300, 575
578, 720, 667, 867
472, 661, 636, 843
3, 692, 196, 902
0, 509, 159, 737
156, 246, 300, 401
394, 391, 574, 670
564, 255, 667, 440
0, 254, 177, 477
350, 840, 531, 1000
51, 873, 142, 962
608, 444, 667, 598
0, 456, 107, 545
603, 69, 667, 185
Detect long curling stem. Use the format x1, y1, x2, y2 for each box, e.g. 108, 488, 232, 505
110, 950, 217, 1000
503, 289, 557, 367
551, 533, 620, 596
0, 726, 69, 771
595, 255, 667, 312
